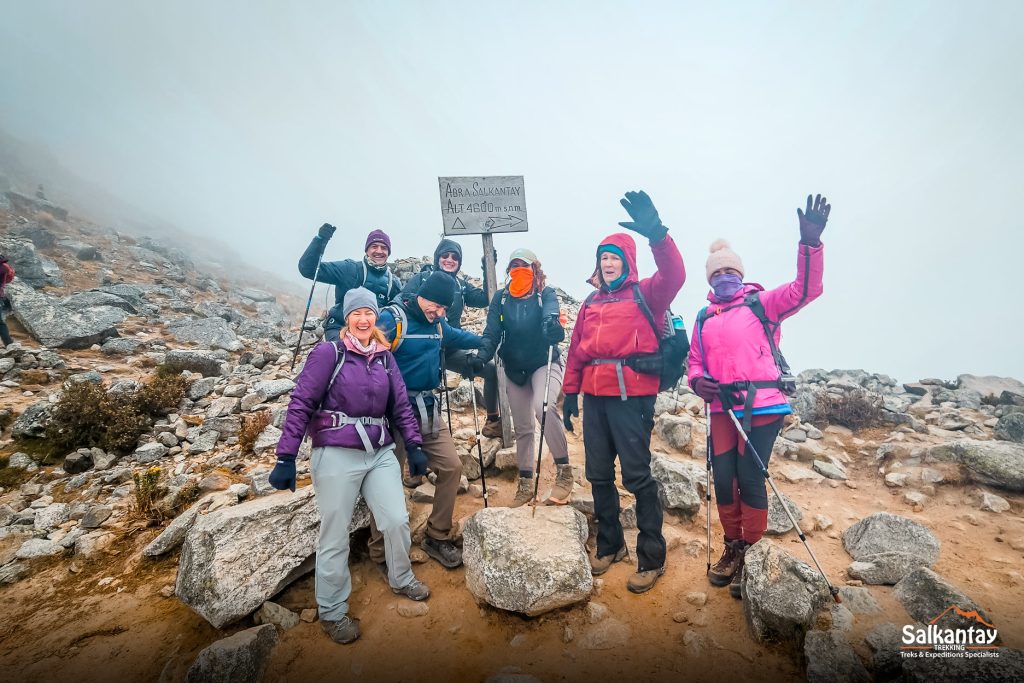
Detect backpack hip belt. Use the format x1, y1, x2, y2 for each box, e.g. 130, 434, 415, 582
587, 359, 629, 401
717, 380, 785, 433
312, 411, 389, 453
409, 390, 441, 437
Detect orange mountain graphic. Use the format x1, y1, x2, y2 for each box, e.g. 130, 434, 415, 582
929, 605, 996, 629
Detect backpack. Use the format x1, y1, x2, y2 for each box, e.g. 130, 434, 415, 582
360, 260, 401, 302
382, 303, 443, 351
583, 284, 690, 393
320, 340, 391, 407
696, 291, 796, 395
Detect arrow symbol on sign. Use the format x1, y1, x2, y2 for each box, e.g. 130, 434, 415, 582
450, 217, 467, 231
484, 215, 525, 230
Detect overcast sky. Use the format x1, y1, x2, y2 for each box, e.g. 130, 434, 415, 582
1, 1, 1022, 383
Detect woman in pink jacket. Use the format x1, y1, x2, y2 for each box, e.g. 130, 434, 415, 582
688, 194, 830, 599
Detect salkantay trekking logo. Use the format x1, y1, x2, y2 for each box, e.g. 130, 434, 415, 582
900, 606, 1000, 659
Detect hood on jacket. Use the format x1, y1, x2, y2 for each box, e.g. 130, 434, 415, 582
433, 239, 463, 274
596, 232, 640, 292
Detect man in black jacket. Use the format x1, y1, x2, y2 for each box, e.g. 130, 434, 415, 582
402, 238, 501, 437
298, 224, 403, 341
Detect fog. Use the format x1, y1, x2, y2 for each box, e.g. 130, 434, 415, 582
2, 1, 1022, 381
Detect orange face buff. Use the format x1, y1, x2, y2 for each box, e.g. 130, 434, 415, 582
508, 267, 534, 297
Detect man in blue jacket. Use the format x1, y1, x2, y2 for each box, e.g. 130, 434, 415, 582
298, 224, 403, 341
369, 271, 483, 569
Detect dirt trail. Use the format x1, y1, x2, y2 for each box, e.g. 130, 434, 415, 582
1, 422, 1022, 683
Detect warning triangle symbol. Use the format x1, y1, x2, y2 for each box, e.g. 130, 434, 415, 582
450, 217, 467, 231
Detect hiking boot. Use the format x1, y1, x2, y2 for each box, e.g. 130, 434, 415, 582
510, 476, 534, 508
729, 544, 750, 600
321, 615, 360, 644
481, 419, 502, 439
392, 577, 431, 601
627, 566, 666, 594
545, 464, 574, 505
590, 546, 627, 576
421, 537, 463, 569
708, 539, 744, 587
403, 474, 423, 489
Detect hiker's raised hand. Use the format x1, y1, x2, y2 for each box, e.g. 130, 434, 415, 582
318, 223, 337, 242
618, 191, 668, 243
797, 194, 830, 246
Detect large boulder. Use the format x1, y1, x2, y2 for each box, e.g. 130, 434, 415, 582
175, 487, 370, 628
7, 280, 126, 348
463, 506, 591, 616
62, 291, 137, 314
765, 491, 804, 536
167, 317, 242, 351
0, 237, 49, 287
956, 374, 1024, 400
925, 440, 1024, 492
841, 512, 939, 584
164, 350, 227, 377
894, 567, 993, 631
741, 540, 830, 644
650, 453, 704, 517
11, 400, 52, 439
184, 624, 278, 683
994, 414, 1024, 444
804, 629, 871, 683
654, 414, 692, 452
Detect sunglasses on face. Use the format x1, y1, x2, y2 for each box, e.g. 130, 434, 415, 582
439, 252, 459, 260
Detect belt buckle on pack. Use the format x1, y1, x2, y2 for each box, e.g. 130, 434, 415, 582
329, 412, 341, 428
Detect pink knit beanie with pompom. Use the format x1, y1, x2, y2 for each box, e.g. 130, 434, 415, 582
705, 239, 744, 282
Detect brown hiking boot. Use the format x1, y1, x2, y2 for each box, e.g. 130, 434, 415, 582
545, 464, 574, 505
481, 419, 502, 439
510, 477, 534, 508
627, 566, 665, 594
590, 546, 627, 576
321, 615, 360, 644
708, 539, 744, 587
729, 544, 749, 599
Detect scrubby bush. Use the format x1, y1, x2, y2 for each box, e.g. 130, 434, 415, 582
132, 466, 165, 522
33, 368, 191, 457
813, 389, 885, 431
239, 411, 271, 454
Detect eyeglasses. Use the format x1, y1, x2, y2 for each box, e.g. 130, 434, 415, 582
439, 251, 459, 260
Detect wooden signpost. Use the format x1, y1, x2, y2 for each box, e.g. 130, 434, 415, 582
438, 176, 529, 447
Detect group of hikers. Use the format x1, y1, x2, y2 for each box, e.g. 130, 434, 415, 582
269, 190, 831, 644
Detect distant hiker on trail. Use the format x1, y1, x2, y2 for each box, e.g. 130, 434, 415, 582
366, 271, 483, 570
298, 224, 402, 341
474, 248, 571, 507
563, 191, 686, 594
403, 238, 502, 437
271, 287, 431, 645
690, 194, 829, 600
0, 255, 15, 347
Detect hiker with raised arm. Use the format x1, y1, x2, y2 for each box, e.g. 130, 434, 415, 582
298, 225, 403, 341
690, 194, 829, 599
0, 254, 14, 347
473, 249, 570, 507
403, 238, 502, 436
270, 288, 430, 645
366, 271, 483, 570
562, 191, 686, 594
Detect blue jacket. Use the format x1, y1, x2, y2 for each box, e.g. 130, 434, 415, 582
298, 237, 402, 328
377, 294, 482, 394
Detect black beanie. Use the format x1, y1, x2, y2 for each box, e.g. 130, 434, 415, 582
417, 271, 457, 307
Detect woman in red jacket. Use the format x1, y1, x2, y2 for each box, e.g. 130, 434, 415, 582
563, 191, 685, 594
0, 255, 15, 347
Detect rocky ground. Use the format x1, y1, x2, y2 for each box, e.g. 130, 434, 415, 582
1, 190, 1023, 682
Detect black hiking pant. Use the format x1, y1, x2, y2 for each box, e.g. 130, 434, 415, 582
583, 393, 665, 572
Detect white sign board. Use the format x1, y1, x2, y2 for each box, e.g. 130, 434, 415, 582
438, 176, 528, 235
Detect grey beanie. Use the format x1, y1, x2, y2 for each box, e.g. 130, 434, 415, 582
343, 287, 379, 320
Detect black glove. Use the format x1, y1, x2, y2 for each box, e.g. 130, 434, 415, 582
562, 393, 579, 432
464, 353, 486, 377
542, 315, 565, 345
480, 248, 498, 278
407, 446, 428, 478
268, 458, 297, 492
618, 190, 668, 243
797, 194, 830, 246
691, 377, 720, 403
318, 223, 337, 242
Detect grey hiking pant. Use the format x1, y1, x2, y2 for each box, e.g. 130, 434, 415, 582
505, 361, 569, 472
311, 444, 414, 620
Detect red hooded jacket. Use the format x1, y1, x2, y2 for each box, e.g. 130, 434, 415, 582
564, 233, 685, 397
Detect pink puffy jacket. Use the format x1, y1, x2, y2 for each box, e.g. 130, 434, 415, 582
687, 242, 823, 414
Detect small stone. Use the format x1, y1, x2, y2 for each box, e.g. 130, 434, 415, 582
884, 472, 908, 488
672, 612, 689, 624
685, 592, 707, 607
254, 601, 300, 630
585, 601, 609, 624
300, 608, 317, 623
397, 601, 429, 618
411, 483, 436, 503
978, 491, 1010, 513
159, 585, 175, 598
813, 514, 833, 531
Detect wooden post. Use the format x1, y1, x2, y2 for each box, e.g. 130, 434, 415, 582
481, 232, 513, 447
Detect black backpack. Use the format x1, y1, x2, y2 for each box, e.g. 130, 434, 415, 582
583, 283, 690, 393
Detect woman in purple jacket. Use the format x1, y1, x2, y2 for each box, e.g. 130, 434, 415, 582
270, 288, 430, 645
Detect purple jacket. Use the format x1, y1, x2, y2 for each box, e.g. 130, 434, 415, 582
276, 338, 422, 458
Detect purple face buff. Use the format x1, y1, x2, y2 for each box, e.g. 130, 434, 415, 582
710, 273, 744, 301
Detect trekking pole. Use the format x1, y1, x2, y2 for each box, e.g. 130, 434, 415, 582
469, 375, 489, 508
531, 345, 556, 518
724, 408, 842, 604
290, 245, 324, 372
704, 405, 712, 576
440, 353, 454, 435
